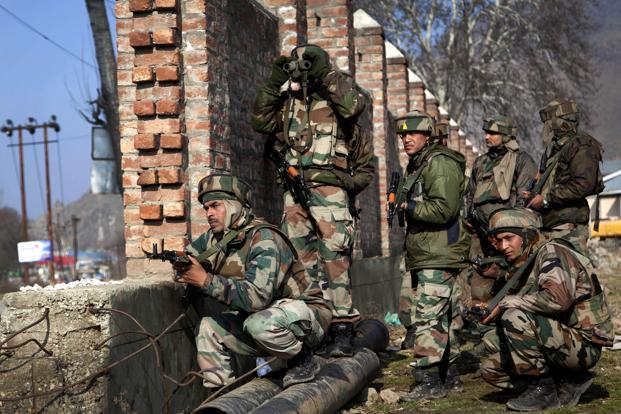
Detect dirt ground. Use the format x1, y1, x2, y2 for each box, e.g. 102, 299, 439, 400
343, 269, 621, 414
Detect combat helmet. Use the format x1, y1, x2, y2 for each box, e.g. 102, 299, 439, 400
394, 110, 435, 135
489, 207, 541, 236
539, 99, 579, 123
197, 174, 252, 207
434, 121, 449, 139
483, 115, 517, 138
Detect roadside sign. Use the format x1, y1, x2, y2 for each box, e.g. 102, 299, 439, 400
17, 240, 52, 263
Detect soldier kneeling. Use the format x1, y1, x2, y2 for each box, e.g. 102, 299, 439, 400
174, 174, 331, 391
479, 208, 613, 411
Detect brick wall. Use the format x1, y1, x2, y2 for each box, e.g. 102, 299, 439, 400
261, 0, 307, 54
307, 0, 354, 74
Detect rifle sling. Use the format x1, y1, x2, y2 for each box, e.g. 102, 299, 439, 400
486, 252, 538, 311
193, 229, 242, 264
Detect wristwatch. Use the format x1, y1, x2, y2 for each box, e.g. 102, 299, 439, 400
542, 199, 549, 209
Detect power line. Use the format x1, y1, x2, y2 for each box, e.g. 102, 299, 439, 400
0, 3, 97, 70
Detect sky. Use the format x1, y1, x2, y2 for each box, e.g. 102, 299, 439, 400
0, 0, 619, 218
0, 0, 116, 218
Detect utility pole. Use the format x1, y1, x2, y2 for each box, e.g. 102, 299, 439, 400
71, 215, 80, 280
2, 120, 30, 285
2, 116, 61, 286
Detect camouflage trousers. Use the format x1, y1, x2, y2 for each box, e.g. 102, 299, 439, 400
281, 185, 360, 322
481, 308, 601, 389
543, 222, 590, 257
196, 299, 325, 388
410, 268, 461, 367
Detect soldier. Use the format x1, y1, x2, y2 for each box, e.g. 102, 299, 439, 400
174, 174, 332, 390
526, 99, 604, 256
463, 116, 536, 346
392, 111, 471, 401
251, 45, 374, 356
480, 207, 613, 411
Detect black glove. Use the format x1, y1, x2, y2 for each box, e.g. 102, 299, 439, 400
267, 56, 293, 90
303, 48, 331, 81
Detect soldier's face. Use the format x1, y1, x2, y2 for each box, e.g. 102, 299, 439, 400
495, 231, 523, 262
399, 132, 429, 156
203, 200, 227, 233
485, 132, 503, 148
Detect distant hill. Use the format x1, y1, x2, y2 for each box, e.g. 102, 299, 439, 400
29, 192, 123, 254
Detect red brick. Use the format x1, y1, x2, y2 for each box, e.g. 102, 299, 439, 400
155, 0, 176, 9
129, 31, 152, 48
152, 28, 177, 45
124, 208, 142, 224
182, 15, 207, 31
126, 241, 144, 258
137, 169, 159, 185
132, 66, 154, 83
124, 189, 141, 206
143, 221, 188, 237
139, 152, 184, 168
134, 49, 180, 66
141, 237, 163, 253
138, 118, 181, 134
160, 134, 184, 149
155, 66, 178, 81
161, 186, 186, 201
122, 173, 139, 188
140, 204, 163, 220
133, 134, 159, 150
156, 99, 180, 115
134, 100, 155, 116
137, 85, 182, 100
164, 237, 187, 251
129, 0, 152, 12
125, 224, 144, 240
158, 168, 182, 183
164, 202, 185, 218
121, 155, 141, 170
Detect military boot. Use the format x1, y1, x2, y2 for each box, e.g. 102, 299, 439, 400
282, 346, 326, 388
325, 323, 354, 357
400, 326, 417, 350
506, 375, 560, 411
444, 363, 463, 393
400, 366, 448, 402
555, 371, 594, 407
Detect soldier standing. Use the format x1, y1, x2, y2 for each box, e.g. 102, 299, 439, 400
174, 174, 331, 390
480, 207, 613, 411
463, 116, 536, 340
251, 45, 374, 357
392, 111, 470, 401
526, 99, 604, 256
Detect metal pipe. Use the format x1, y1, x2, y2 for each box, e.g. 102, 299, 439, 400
17, 127, 29, 284
200, 378, 283, 414
42, 125, 55, 285
249, 348, 380, 414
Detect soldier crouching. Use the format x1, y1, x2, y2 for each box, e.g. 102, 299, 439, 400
174, 174, 331, 390
479, 208, 613, 411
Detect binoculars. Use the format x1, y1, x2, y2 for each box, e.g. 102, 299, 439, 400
283, 59, 312, 81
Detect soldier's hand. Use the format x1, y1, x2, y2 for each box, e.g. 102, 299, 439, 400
522, 190, 531, 200
267, 56, 293, 90
303, 49, 331, 81
175, 255, 213, 287
481, 305, 500, 325
478, 262, 501, 279
526, 194, 544, 210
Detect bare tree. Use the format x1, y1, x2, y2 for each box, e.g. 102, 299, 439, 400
354, 0, 598, 152
85, 0, 121, 188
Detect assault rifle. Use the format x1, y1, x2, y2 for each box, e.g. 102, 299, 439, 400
387, 171, 401, 228
459, 255, 508, 270
265, 143, 322, 236
524, 150, 550, 203
146, 244, 203, 309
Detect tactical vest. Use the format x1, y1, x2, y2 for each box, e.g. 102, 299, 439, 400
282, 96, 350, 172
472, 149, 518, 205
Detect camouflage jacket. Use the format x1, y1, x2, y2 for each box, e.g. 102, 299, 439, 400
539, 132, 603, 228
186, 218, 330, 326
251, 70, 374, 196
399, 143, 471, 270
465, 147, 536, 223
500, 240, 614, 346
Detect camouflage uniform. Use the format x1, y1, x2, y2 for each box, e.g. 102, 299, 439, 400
251, 46, 374, 326
186, 174, 331, 388
393, 111, 470, 403
534, 100, 604, 256
464, 117, 536, 312
480, 208, 613, 411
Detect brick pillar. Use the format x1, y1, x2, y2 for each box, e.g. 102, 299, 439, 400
448, 118, 460, 152
425, 89, 439, 120
438, 106, 449, 123
458, 128, 466, 155
261, 0, 307, 54
465, 137, 476, 171
307, 0, 354, 74
385, 41, 409, 116
121, 0, 186, 278
353, 9, 392, 256
408, 69, 426, 112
